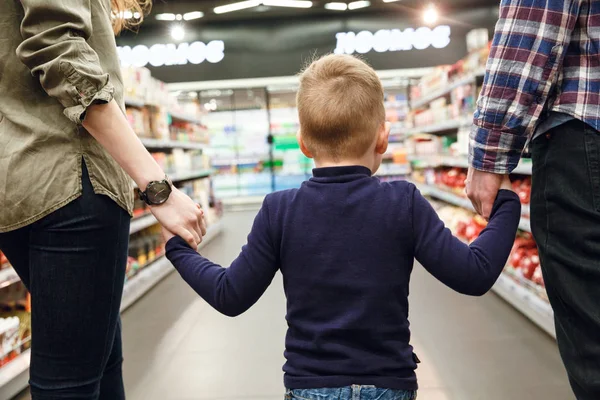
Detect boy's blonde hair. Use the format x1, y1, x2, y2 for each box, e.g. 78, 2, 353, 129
297, 54, 385, 160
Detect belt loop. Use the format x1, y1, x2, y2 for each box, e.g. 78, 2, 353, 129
352, 384, 360, 400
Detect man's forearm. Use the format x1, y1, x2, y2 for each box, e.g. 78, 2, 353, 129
469, 0, 580, 172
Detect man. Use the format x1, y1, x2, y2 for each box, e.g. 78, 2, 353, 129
466, 1, 600, 398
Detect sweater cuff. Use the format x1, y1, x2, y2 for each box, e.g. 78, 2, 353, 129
490, 190, 521, 218
166, 236, 194, 253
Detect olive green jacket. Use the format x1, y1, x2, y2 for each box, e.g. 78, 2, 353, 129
0, 0, 133, 232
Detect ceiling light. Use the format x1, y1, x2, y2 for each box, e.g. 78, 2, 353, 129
348, 1, 370, 10
263, 0, 313, 8
170, 25, 185, 41
183, 11, 204, 20
214, 0, 261, 14
175, 14, 183, 20
155, 13, 176, 21
423, 4, 438, 24
133, 12, 141, 18
325, 2, 348, 10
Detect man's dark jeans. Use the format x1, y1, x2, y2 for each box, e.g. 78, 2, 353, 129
0, 162, 129, 399
531, 119, 600, 399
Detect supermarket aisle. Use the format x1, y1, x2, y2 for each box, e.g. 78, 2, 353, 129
118, 210, 574, 400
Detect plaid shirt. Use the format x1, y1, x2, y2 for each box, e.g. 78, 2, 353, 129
470, 0, 600, 174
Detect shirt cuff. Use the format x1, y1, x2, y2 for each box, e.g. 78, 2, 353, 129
63, 81, 114, 125
59, 61, 115, 125
469, 125, 528, 174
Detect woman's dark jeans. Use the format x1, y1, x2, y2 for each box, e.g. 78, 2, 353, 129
531, 119, 600, 399
0, 162, 129, 399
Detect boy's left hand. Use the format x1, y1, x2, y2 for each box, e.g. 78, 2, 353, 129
161, 226, 176, 243
161, 205, 207, 248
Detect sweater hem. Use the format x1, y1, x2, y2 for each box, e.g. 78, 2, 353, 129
284, 375, 418, 391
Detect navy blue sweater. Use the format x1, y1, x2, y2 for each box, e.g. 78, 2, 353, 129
166, 165, 521, 390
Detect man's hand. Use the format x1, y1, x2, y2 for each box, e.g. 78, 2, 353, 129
465, 167, 506, 219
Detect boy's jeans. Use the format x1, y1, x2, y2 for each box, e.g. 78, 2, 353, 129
285, 386, 417, 400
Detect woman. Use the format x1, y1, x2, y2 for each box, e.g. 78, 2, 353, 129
0, 0, 204, 398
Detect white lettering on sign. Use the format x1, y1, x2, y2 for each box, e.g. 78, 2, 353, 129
117, 40, 225, 68
334, 25, 451, 55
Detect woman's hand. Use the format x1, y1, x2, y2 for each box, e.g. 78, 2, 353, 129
151, 188, 206, 248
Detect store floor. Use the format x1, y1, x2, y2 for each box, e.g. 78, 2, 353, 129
14, 210, 574, 400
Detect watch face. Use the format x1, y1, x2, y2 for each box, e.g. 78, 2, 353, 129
146, 181, 172, 205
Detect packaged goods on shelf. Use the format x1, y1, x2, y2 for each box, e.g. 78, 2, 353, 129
511, 177, 531, 205
0, 281, 28, 313
0, 312, 30, 367
127, 225, 164, 280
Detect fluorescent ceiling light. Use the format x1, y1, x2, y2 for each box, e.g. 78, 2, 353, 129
263, 0, 313, 8
183, 11, 204, 20
214, 0, 261, 14
155, 13, 176, 21
423, 4, 438, 24
348, 0, 370, 10
325, 2, 348, 10
171, 25, 185, 41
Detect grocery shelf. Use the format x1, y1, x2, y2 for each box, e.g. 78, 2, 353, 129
409, 155, 533, 176
171, 169, 213, 182
0, 267, 21, 290
410, 70, 485, 109
140, 138, 207, 151
415, 182, 475, 211
125, 100, 202, 125
169, 111, 202, 125
131, 169, 213, 189
120, 219, 223, 312
405, 119, 468, 136
413, 182, 532, 232
0, 349, 30, 400
130, 213, 158, 235
492, 273, 555, 338
124, 97, 146, 108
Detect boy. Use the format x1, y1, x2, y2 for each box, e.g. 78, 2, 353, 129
164, 54, 520, 400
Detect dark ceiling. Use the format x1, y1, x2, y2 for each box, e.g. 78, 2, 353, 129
144, 0, 500, 26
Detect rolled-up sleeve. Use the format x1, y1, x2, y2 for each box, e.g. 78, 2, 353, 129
16, 0, 114, 124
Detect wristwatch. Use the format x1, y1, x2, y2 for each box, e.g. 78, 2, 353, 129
138, 175, 173, 206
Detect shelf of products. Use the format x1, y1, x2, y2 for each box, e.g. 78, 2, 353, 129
410, 70, 485, 110
121, 219, 224, 312
130, 213, 158, 235
409, 155, 533, 176
0, 349, 30, 400
413, 181, 532, 233
140, 138, 207, 151
0, 268, 20, 291
432, 200, 554, 338
405, 119, 470, 136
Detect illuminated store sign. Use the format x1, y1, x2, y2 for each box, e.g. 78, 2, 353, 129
117, 40, 225, 68
334, 25, 451, 55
